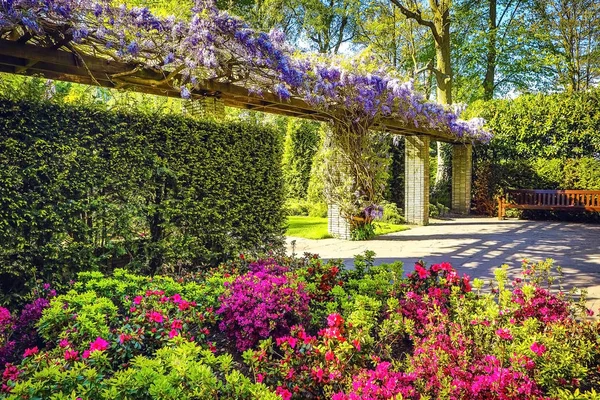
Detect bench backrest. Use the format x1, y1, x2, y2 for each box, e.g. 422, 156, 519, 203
505, 189, 600, 208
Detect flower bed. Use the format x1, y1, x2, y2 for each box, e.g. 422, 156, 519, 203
0, 254, 597, 399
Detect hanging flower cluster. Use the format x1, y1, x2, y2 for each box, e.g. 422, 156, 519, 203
0, 0, 492, 142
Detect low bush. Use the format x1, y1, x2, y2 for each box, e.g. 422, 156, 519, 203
0, 254, 598, 399
380, 200, 405, 224
217, 260, 311, 351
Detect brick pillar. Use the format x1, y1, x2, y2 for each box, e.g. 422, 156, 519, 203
405, 135, 430, 225
182, 97, 225, 119
452, 143, 472, 214
328, 204, 351, 239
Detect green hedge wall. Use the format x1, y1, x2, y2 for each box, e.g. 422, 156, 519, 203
0, 98, 285, 303
466, 90, 600, 217
281, 120, 320, 199
467, 90, 600, 160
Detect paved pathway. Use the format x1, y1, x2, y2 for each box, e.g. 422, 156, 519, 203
286, 217, 600, 308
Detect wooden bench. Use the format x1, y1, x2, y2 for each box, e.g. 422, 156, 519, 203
498, 189, 600, 219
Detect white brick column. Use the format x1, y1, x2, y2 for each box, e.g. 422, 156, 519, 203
405, 135, 430, 225
328, 204, 351, 239
451, 143, 472, 214
182, 97, 225, 119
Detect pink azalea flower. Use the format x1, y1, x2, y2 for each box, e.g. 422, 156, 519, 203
414, 264, 430, 279
171, 319, 183, 330
530, 342, 547, 356
59, 339, 70, 348
89, 337, 109, 353
133, 296, 143, 305
171, 294, 182, 304
168, 329, 179, 338
327, 313, 344, 327
23, 347, 38, 358
313, 367, 324, 382
119, 333, 131, 344
275, 386, 292, 400
462, 275, 471, 292
287, 337, 297, 348
82, 350, 91, 359
147, 311, 164, 323
64, 350, 78, 361
496, 328, 513, 340
325, 350, 335, 362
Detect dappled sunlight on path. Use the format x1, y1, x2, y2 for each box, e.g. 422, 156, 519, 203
287, 217, 600, 305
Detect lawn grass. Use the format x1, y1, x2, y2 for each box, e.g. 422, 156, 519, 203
286, 216, 409, 240
286, 216, 333, 239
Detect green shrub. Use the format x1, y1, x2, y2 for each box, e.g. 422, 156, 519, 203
429, 202, 449, 218
284, 198, 310, 216
7, 339, 278, 400
281, 120, 321, 199
307, 202, 328, 218
37, 291, 117, 345
0, 98, 285, 305
380, 200, 405, 224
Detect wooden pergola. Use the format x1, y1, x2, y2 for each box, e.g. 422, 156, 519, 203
0, 37, 473, 230
0, 39, 458, 142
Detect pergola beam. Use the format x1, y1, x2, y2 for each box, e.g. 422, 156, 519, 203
0, 38, 460, 141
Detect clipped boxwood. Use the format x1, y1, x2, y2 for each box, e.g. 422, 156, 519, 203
0, 98, 285, 304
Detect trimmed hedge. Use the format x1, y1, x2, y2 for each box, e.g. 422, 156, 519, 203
0, 98, 285, 304
467, 90, 600, 160
466, 90, 600, 217
281, 120, 320, 199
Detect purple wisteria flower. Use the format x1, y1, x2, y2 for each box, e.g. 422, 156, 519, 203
0, 0, 492, 142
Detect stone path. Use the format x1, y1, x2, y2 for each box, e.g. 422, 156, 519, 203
286, 217, 600, 309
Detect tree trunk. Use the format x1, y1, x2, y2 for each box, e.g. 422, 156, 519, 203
483, 0, 497, 101
433, 5, 453, 193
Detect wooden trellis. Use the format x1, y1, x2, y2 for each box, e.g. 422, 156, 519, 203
0, 39, 459, 142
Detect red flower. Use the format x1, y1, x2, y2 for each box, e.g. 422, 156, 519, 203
276, 386, 292, 400
495, 328, 513, 341
171, 319, 183, 329
414, 264, 430, 279
147, 311, 164, 323
325, 350, 335, 362
22, 347, 38, 358
64, 350, 78, 361
327, 313, 344, 328
119, 333, 131, 344
530, 342, 546, 356
462, 275, 472, 292
312, 367, 324, 382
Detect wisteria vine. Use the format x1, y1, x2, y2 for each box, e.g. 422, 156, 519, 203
0, 0, 491, 142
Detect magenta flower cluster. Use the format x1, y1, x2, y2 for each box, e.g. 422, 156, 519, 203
405, 328, 545, 399
332, 362, 417, 400
0, 298, 49, 367
511, 287, 570, 324
217, 264, 310, 351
